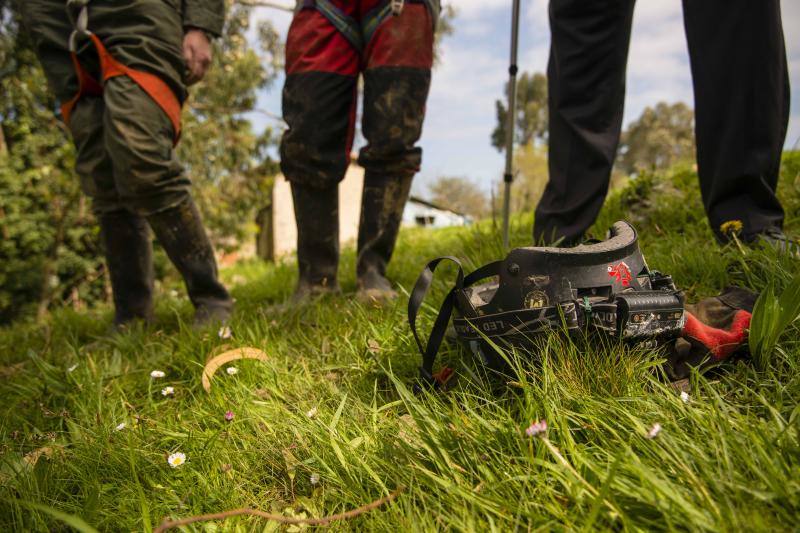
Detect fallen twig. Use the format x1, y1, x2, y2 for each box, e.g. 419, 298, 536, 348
153, 487, 404, 532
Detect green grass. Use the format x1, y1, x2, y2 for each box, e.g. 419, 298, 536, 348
1, 155, 800, 531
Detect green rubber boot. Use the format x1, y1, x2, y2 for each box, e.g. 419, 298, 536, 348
356, 172, 413, 303
99, 209, 155, 329
146, 198, 233, 326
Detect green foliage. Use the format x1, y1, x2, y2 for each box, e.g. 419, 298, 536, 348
0, 7, 104, 323
749, 274, 800, 370
1, 161, 799, 531
491, 71, 548, 151
427, 176, 488, 218
618, 102, 696, 175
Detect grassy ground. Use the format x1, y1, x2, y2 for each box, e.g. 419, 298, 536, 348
1, 156, 799, 531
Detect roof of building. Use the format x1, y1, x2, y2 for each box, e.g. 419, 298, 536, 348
408, 195, 467, 217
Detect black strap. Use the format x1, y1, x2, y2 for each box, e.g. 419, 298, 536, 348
408, 257, 502, 387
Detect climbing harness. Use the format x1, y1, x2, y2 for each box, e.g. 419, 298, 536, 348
408, 221, 687, 388
62, 0, 182, 144
297, 0, 440, 54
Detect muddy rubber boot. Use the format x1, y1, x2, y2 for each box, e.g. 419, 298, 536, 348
98, 210, 155, 329
146, 198, 233, 326
356, 172, 413, 303
290, 182, 340, 303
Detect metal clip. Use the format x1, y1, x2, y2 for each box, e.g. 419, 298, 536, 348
66, 0, 92, 52
390, 0, 404, 16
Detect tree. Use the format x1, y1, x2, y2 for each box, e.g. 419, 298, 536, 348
617, 102, 695, 174
491, 71, 548, 151
491, 143, 549, 216
428, 176, 488, 219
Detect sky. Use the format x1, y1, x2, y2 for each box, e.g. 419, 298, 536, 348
251, 0, 800, 196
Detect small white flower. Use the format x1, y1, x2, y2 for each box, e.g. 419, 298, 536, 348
310, 473, 320, 485
680, 391, 690, 404
115, 422, 126, 431
167, 452, 186, 468
169, 289, 179, 298
226, 366, 238, 375
150, 370, 166, 379
306, 407, 318, 419
161, 386, 175, 396
67, 364, 78, 373
218, 326, 233, 340
645, 423, 662, 439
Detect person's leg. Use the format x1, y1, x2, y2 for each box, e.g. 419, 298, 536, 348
279, 2, 360, 299
69, 97, 156, 327
356, 0, 434, 301
102, 76, 232, 324
20, 3, 156, 327
682, 0, 789, 243
533, 0, 636, 245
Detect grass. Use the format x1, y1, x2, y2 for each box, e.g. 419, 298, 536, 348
1, 155, 799, 531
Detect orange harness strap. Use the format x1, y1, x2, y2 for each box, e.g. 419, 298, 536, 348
60, 34, 182, 145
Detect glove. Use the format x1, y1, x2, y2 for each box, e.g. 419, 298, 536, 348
665, 286, 758, 380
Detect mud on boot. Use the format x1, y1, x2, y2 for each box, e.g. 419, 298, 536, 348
146, 198, 233, 326
290, 181, 341, 304
99, 209, 155, 329
355, 172, 413, 304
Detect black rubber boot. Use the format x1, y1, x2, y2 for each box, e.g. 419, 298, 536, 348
291, 181, 340, 302
356, 172, 413, 303
98, 210, 154, 328
146, 198, 233, 326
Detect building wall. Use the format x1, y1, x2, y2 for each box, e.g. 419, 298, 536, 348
402, 201, 470, 228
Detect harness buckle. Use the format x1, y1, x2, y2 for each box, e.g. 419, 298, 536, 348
390, 0, 404, 16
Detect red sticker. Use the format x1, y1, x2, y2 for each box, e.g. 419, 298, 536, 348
608, 262, 632, 287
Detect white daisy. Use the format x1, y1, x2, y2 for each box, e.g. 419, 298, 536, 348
525, 419, 548, 438
218, 326, 233, 340
161, 386, 175, 396
226, 366, 238, 375
167, 452, 186, 468
67, 364, 79, 373
310, 473, 320, 485
645, 423, 662, 439
150, 370, 166, 379
680, 391, 690, 404
114, 422, 126, 431
306, 407, 318, 419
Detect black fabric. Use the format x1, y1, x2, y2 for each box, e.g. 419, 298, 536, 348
280, 71, 357, 189
358, 66, 431, 176
534, 0, 789, 245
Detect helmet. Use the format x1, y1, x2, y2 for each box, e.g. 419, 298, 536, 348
408, 221, 686, 387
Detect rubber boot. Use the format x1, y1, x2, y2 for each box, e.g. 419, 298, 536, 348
356, 172, 413, 303
98, 210, 154, 328
290, 181, 340, 302
146, 198, 233, 326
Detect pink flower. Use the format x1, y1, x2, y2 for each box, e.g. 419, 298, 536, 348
224, 410, 234, 422
525, 419, 548, 437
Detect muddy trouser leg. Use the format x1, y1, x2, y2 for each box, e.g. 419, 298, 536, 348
102, 76, 232, 323
682, 0, 788, 241
356, 3, 434, 297
533, 0, 635, 245
279, 7, 361, 296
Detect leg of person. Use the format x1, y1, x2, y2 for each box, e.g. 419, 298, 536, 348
279, 2, 360, 300
356, 0, 434, 301
102, 76, 232, 325
533, 0, 636, 245
682, 0, 789, 244
72, 97, 156, 328
20, 3, 155, 328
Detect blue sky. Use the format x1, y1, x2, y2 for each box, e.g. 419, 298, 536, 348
251, 0, 800, 196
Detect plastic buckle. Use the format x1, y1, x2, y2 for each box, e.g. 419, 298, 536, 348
390, 0, 404, 16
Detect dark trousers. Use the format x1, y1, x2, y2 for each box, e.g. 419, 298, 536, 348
534, 0, 790, 244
